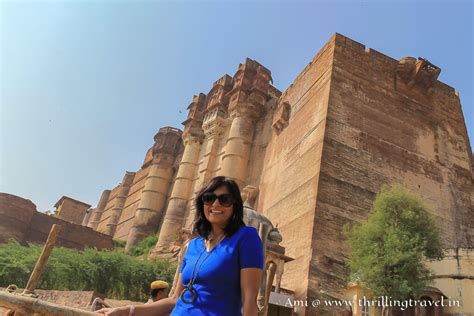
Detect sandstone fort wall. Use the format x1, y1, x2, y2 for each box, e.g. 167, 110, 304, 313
0, 193, 113, 250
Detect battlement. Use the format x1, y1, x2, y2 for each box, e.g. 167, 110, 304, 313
332, 33, 458, 97
282, 33, 459, 102
333, 33, 397, 63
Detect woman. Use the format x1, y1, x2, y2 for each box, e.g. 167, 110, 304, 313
98, 176, 264, 316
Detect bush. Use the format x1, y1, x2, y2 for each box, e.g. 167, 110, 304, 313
0, 241, 176, 301
113, 239, 126, 249
129, 235, 158, 257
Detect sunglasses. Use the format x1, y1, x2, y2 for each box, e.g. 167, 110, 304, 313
202, 192, 235, 207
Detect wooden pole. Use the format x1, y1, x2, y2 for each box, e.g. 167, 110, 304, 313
23, 224, 61, 295
0, 291, 101, 316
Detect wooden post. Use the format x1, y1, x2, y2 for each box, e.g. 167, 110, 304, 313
0, 291, 101, 315
23, 224, 61, 295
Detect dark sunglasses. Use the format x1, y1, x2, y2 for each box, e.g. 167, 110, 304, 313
202, 192, 235, 207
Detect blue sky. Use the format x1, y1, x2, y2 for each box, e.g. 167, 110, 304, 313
1, 0, 472, 212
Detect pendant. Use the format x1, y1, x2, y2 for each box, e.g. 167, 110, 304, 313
181, 285, 197, 304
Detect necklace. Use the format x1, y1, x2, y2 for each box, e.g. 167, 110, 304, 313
205, 232, 226, 252
180, 234, 226, 304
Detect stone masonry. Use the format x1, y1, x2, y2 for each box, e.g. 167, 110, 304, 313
88, 34, 473, 315
54, 196, 91, 225
0, 193, 113, 250
91, 126, 184, 245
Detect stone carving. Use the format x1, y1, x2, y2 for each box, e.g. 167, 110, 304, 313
254, 66, 272, 94
202, 107, 227, 138
272, 101, 291, 135
241, 185, 286, 316
152, 127, 183, 157
230, 58, 272, 93
182, 94, 206, 143
241, 185, 282, 246
200, 75, 232, 138
396, 57, 441, 94
227, 65, 271, 123
184, 93, 206, 123
231, 66, 246, 90
205, 75, 233, 111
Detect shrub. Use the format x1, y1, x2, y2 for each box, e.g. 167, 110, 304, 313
129, 235, 158, 257
0, 241, 176, 301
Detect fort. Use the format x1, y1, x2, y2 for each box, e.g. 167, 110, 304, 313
1, 33, 472, 315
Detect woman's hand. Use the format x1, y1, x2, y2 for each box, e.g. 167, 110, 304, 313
96, 306, 129, 316
95, 273, 182, 316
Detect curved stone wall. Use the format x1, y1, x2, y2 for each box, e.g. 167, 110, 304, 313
0, 193, 37, 243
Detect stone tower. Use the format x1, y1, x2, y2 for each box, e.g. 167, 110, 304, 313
54, 196, 91, 225
92, 127, 183, 247
153, 59, 278, 255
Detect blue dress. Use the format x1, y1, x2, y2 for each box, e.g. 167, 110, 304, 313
171, 225, 264, 316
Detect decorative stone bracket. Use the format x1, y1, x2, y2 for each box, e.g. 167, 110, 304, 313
182, 93, 206, 142
396, 57, 441, 94
272, 101, 291, 135
152, 127, 183, 158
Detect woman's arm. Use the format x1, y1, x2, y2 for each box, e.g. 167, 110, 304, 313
95, 298, 174, 316
97, 274, 184, 316
240, 267, 262, 316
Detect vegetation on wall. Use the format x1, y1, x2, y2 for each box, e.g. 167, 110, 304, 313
129, 235, 158, 257
113, 239, 126, 249
0, 241, 176, 301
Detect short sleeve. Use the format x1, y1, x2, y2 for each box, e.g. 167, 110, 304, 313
179, 239, 192, 273
180, 255, 187, 273
238, 227, 264, 269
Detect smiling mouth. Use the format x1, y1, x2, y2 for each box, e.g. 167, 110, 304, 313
210, 210, 224, 215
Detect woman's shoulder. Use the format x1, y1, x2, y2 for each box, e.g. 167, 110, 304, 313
235, 225, 260, 239
241, 225, 258, 234
186, 236, 204, 249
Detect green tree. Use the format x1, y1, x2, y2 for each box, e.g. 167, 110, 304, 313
344, 185, 444, 315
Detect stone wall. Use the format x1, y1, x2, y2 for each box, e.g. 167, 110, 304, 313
114, 166, 150, 241
27, 212, 113, 250
0, 193, 113, 250
258, 35, 335, 314
0, 193, 37, 244
426, 248, 474, 315
93, 126, 184, 250
306, 33, 473, 314
96, 183, 123, 234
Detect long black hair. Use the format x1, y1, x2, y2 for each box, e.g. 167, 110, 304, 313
194, 176, 244, 239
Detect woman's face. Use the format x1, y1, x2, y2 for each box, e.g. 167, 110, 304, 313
203, 186, 234, 230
